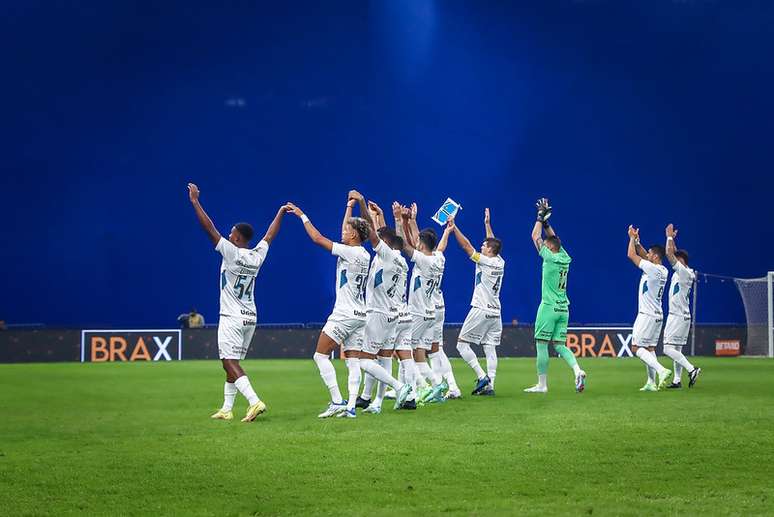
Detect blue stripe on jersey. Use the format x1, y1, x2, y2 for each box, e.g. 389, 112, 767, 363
413, 276, 422, 292
642, 282, 648, 294
475, 271, 482, 285
221, 270, 227, 289
339, 270, 348, 288
673, 283, 680, 296
374, 269, 383, 288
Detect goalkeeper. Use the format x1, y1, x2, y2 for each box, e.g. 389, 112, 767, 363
525, 198, 587, 393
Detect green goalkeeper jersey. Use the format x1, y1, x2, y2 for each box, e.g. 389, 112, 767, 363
539, 245, 571, 308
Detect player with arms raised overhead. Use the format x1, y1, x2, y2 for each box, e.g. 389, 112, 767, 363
188, 183, 288, 422
627, 225, 672, 391
525, 198, 586, 393
286, 192, 372, 418
450, 209, 505, 396
663, 224, 701, 388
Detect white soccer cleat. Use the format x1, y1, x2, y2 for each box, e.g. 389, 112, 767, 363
639, 382, 658, 392
657, 369, 673, 390
336, 408, 357, 419
523, 385, 547, 393
575, 370, 587, 393
363, 404, 382, 414
318, 401, 347, 418
445, 388, 462, 400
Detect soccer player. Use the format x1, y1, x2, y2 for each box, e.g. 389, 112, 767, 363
349, 198, 413, 414
399, 205, 449, 404
525, 198, 586, 393
188, 183, 287, 422
450, 211, 505, 396
627, 225, 672, 391
285, 195, 372, 418
663, 224, 701, 388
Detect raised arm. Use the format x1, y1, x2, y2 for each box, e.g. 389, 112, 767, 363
665, 223, 678, 266
368, 200, 386, 230
342, 198, 355, 236
484, 208, 494, 239
436, 223, 454, 252
451, 219, 476, 257
400, 209, 418, 258
392, 202, 406, 239
188, 183, 221, 245
531, 221, 544, 253
286, 203, 333, 252
408, 203, 420, 244
627, 225, 642, 267
262, 204, 290, 244
349, 190, 378, 246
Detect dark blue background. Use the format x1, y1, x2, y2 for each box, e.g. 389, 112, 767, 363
2, 1, 772, 327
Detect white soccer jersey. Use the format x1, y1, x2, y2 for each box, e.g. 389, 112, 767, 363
668, 261, 695, 317
216, 238, 270, 320
330, 242, 370, 321
637, 259, 669, 317
408, 250, 445, 318
469, 252, 505, 314
432, 251, 445, 310
366, 240, 409, 315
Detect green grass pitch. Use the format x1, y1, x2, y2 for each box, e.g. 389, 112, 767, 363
1, 357, 773, 516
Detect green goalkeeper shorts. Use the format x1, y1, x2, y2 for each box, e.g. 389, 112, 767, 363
534, 303, 569, 343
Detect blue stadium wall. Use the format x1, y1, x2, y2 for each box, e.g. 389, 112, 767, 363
2, 2, 773, 329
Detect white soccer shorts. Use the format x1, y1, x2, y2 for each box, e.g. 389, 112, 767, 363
458, 307, 502, 346
632, 313, 664, 348
217, 315, 256, 360
663, 313, 691, 346
322, 317, 366, 352
411, 315, 436, 350
432, 307, 445, 344
362, 311, 397, 355
391, 313, 413, 351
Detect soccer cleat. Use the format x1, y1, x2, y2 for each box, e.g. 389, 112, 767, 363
657, 369, 673, 390
523, 385, 547, 393
394, 384, 412, 410
318, 401, 347, 418
210, 409, 233, 421
355, 396, 371, 409
384, 388, 397, 400
667, 382, 682, 389
480, 386, 495, 396
241, 400, 267, 422
336, 408, 357, 419
399, 399, 417, 410
445, 389, 462, 400
417, 386, 433, 403
471, 375, 492, 395
363, 404, 382, 414
639, 382, 658, 392
575, 370, 587, 393
688, 367, 702, 388
425, 384, 448, 404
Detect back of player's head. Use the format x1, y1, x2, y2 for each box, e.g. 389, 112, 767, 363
675, 249, 690, 265
234, 223, 254, 244
418, 228, 438, 251
378, 226, 404, 250
348, 217, 371, 244
545, 235, 561, 251
649, 244, 665, 261
484, 237, 502, 255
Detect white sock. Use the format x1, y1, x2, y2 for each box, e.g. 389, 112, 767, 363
663, 345, 694, 377
436, 347, 460, 391
673, 361, 683, 383
400, 358, 419, 400
234, 376, 259, 406
360, 358, 400, 390
636, 348, 668, 375
313, 352, 343, 403
222, 382, 237, 411
397, 360, 405, 384
374, 356, 393, 405
361, 372, 376, 401
428, 351, 445, 383
345, 358, 361, 411
538, 373, 547, 389
417, 361, 440, 387
483, 345, 498, 388
457, 341, 486, 380
647, 365, 656, 384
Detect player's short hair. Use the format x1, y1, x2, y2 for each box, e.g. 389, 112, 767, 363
484, 237, 502, 255
650, 244, 665, 260
675, 249, 690, 265
377, 226, 404, 250
419, 228, 438, 251
348, 217, 371, 244
234, 223, 254, 243
545, 235, 561, 250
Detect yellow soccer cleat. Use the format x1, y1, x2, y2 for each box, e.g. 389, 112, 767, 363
210, 409, 233, 420
241, 400, 267, 422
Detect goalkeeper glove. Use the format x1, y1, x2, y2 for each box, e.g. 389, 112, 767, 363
536, 198, 552, 223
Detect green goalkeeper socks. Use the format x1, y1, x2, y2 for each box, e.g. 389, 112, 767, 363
536, 343, 550, 375
553, 344, 578, 369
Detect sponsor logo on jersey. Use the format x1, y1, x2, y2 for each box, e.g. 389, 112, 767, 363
81, 329, 182, 362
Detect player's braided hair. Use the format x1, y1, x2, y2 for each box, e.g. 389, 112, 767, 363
348, 217, 371, 244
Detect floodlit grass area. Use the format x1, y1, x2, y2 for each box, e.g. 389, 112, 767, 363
1, 357, 773, 515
